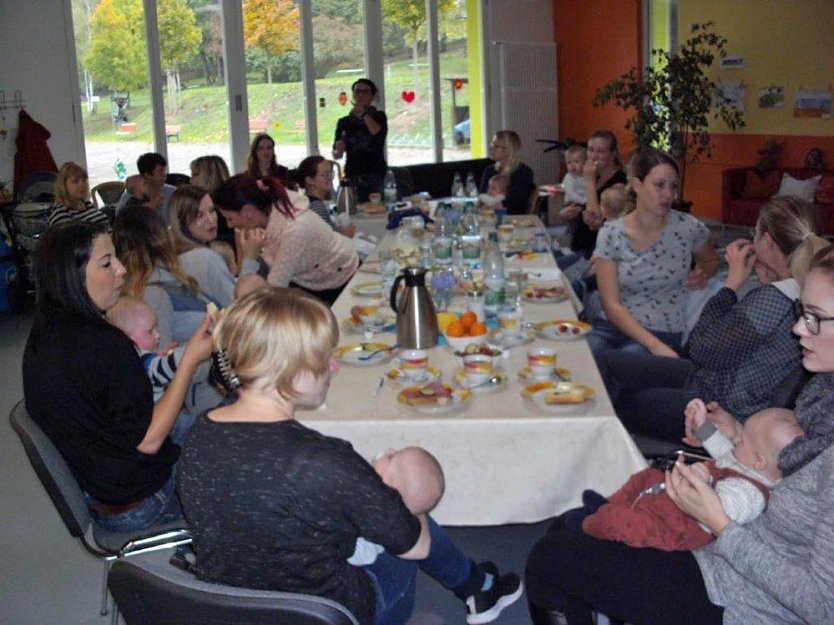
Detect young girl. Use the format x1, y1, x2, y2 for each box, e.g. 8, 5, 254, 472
246, 133, 289, 184
48, 162, 110, 229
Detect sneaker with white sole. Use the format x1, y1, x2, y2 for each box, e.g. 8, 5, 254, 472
464, 571, 523, 624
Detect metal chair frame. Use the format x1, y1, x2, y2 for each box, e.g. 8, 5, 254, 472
9, 400, 191, 624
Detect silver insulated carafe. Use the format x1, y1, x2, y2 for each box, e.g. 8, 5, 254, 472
390, 266, 438, 349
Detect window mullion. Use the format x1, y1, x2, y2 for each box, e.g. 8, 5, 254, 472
142, 0, 167, 159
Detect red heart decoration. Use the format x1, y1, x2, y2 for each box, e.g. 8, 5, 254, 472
401, 90, 415, 103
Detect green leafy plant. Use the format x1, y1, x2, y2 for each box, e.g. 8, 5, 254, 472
593, 22, 745, 207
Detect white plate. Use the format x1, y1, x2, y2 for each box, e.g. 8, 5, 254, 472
452, 370, 508, 393
525, 268, 562, 281
333, 342, 396, 366
342, 314, 396, 334
351, 281, 386, 298
522, 284, 569, 304
521, 381, 595, 411
397, 385, 472, 414
517, 366, 572, 382
385, 365, 441, 385
488, 328, 535, 348
535, 320, 591, 341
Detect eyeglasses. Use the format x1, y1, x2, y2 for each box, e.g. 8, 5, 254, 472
490, 143, 507, 150
794, 300, 834, 335
353, 88, 373, 94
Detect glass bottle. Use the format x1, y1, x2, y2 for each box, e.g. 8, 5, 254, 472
482, 231, 506, 318
383, 169, 398, 209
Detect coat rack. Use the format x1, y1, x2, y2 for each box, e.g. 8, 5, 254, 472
0, 90, 25, 111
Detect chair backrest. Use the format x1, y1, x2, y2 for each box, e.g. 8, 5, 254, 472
19, 171, 58, 203
9, 400, 91, 539
109, 558, 359, 625
91, 181, 126, 208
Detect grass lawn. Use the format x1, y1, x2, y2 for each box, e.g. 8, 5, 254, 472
82, 47, 470, 148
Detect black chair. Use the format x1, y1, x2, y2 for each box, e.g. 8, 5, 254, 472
9, 400, 192, 624
166, 173, 191, 187
109, 558, 359, 625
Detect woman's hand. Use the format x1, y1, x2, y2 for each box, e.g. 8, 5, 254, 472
333, 140, 346, 160
665, 460, 731, 535
724, 239, 756, 292
340, 222, 357, 238
583, 158, 599, 181
240, 227, 266, 260
559, 203, 583, 221
685, 267, 709, 290
648, 340, 679, 359
583, 207, 604, 230
182, 315, 214, 369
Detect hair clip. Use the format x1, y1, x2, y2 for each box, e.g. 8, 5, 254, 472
212, 349, 241, 391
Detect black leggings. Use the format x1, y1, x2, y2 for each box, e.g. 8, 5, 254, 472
525, 515, 723, 625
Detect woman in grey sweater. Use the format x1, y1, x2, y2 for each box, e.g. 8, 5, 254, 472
525, 244, 834, 625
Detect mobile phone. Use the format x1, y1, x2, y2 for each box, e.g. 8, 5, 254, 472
654, 450, 709, 472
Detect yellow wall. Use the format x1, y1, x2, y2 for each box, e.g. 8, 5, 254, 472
680, 0, 834, 136
466, 0, 484, 158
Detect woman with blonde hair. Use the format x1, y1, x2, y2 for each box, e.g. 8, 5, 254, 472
113, 205, 217, 347
178, 288, 522, 625
598, 194, 829, 443
48, 161, 110, 229
168, 184, 262, 306
479, 129, 535, 215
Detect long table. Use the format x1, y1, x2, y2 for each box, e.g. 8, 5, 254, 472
299, 217, 647, 526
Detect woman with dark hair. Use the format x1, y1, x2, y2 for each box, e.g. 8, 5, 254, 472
332, 78, 388, 202
246, 133, 290, 184
190, 154, 234, 244
559, 130, 628, 258
22, 223, 212, 532
525, 244, 834, 625
214, 174, 358, 306
169, 184, 262, 306
478, 130, 535, 215
598, 196, 829, 442
296, 155, 356, 237
587, 148, 719, 356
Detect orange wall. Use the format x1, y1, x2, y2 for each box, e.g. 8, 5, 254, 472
553, 1, 642, 152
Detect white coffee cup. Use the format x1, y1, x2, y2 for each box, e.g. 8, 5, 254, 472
399, 349, 429, 380
462, 353, 492, 385
527, 347, 557, 379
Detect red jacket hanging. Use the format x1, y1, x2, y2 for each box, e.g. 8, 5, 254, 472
14, 109, 58, 200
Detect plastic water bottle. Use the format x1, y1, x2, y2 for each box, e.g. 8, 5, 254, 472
465, 172, 478, 198
451, 172, 464, 198
383, 169, 398, 209
432, 217, 453, 266
460, 212, 482, 269
482, 232, 505, 318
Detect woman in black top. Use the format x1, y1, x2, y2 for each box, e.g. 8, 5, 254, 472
479, 130, 536, 215
22, 223, 212, 532
247, 133, 290, 185
560, 130, 627, 258
332, 78, 388, 202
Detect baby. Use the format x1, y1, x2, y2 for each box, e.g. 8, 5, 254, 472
599, 186, 627, 221
107, 296, 185, 402
558, 144, 588, 207
348, 446, 445, 566
579, 401, 803, 551
477, 174, 510, 210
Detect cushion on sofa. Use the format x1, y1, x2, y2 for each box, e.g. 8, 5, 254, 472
775, 173, 822, 202
742, 169, 781, 198
815, 174, 834, 205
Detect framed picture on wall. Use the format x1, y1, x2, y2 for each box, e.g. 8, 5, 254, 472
758, 87, 785, 108
794, 88, 832, 118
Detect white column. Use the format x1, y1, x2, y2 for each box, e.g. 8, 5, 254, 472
220, 0, 250, 174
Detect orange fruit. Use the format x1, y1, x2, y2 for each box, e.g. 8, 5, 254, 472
446, 321, 465, 337
461, 311, 476, 330
470, 321, 488, 336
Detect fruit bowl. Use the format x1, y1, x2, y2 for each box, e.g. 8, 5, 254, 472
444, 332, 488, 353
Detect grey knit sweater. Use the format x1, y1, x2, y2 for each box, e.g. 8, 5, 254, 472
693, 374, 834, 624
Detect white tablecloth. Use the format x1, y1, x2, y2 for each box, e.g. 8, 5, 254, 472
298, 217, 647, 526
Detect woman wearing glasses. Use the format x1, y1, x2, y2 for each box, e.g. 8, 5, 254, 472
332, 78, 388, 203
597, 195, 829, 443
169, 185, 264, 306
526, 243, 834, 625
296, 156, 356, 238
479, 130, 536, 215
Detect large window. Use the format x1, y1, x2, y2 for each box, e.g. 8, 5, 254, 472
71, 0, 485, 188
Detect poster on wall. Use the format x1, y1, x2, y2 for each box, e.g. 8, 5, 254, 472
714, 82, 746, 112
758, 86, 785, 108
793, 88, 832, 118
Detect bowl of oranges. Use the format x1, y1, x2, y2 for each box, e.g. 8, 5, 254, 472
442, 311, 489, 352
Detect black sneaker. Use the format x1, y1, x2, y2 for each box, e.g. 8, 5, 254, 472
465, 569, 523, 624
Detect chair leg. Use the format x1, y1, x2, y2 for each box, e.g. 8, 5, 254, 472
101, 556, 115, 615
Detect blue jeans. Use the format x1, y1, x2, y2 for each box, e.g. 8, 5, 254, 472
89, 473, 183, 532
364, 516, 476, 625
587, 319, 682, 357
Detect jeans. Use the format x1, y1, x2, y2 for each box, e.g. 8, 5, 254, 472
596, 350, 696, 442
364, 515, 476, 625
586, 319, 682, 357
89, 473, 183, 532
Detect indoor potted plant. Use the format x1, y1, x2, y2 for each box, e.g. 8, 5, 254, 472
593, 22, 745, 211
